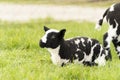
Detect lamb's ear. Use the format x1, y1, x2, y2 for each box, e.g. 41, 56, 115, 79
44, 26, 50, 32
58, 29, 66, 38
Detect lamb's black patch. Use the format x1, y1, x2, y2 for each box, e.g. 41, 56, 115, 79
92, 44, 100, 62
116, 26, 120, 35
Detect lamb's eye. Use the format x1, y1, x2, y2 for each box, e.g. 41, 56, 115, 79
51, 35, 55, 39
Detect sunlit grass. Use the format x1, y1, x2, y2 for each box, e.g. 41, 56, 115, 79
0, 18, 119, 80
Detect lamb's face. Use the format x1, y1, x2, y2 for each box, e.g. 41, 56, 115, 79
40, 26, 66, 49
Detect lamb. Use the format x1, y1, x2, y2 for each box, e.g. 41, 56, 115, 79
40, 26, 108, 66
95, 3, 120, 59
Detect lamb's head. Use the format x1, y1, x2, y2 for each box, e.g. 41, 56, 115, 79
40, 26, 66, 49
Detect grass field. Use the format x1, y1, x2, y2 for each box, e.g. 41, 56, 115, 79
0, 18, 120, 80
0, 0, 119, 7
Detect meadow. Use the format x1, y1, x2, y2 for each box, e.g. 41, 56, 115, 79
0, 18, 120, 80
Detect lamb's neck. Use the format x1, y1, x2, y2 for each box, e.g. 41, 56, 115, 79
47, 45, 60, 55
47, 39, 66, 55
60, 39, 70, 49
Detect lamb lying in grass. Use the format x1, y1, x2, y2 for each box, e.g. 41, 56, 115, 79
40, 26, 108, 66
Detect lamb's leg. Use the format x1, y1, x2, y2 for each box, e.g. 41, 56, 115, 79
103, 32, 112, 60
112, 38, 120, 59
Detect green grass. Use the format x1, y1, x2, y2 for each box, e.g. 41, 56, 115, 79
0, 18, 120, 80
0, 0, 119, 7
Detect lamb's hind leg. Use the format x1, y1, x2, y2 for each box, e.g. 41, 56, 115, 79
112, 38, 120, 59
103, 32, 112, 60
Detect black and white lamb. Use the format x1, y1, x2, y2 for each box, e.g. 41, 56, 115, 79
40, 26, 108, 66
95, 3, 120, 59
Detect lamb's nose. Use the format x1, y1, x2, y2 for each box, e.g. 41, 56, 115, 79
39, 40, 45, 48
